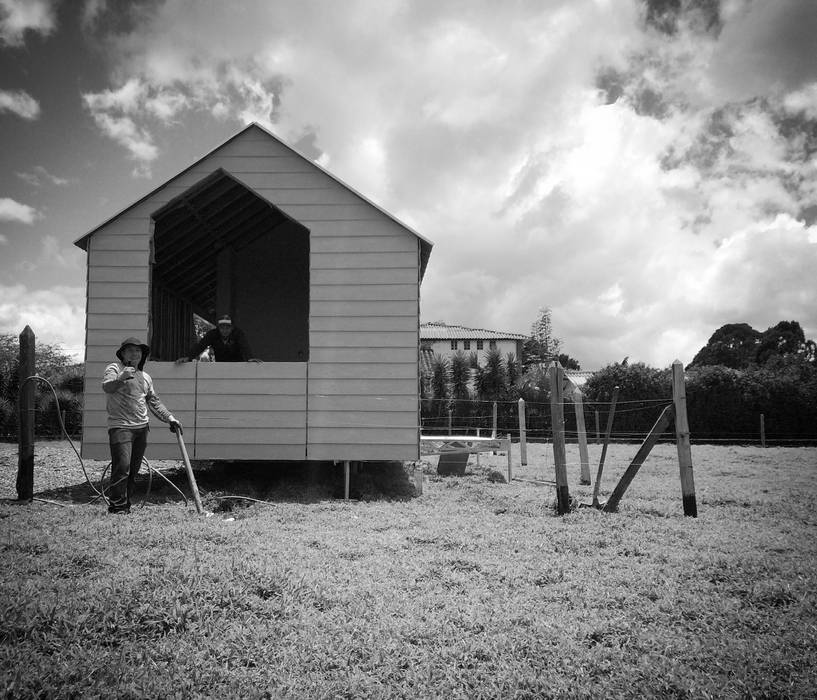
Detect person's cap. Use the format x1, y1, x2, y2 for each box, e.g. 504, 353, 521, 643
116, 337, 150, 368
217, 315, 233, 326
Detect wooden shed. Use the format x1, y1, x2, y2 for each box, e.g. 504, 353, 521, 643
74, 123, 433, 463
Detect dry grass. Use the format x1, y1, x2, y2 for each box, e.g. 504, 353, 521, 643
1, 441, 816, 698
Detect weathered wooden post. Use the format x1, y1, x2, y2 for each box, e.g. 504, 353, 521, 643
760, 414, 766, 448
573, 388, 591, 485
507, 433, 513, 483
672, 360, 697, 517
491, 401, 497, 438
548, 362, 570, 515
343, 460, 350, 501
16, 326, 35, 502
595, 410, 600, 444
448, 409, 452, 435
518, 398, 527, 466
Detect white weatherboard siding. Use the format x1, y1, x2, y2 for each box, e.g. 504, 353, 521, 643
80, 125, 423, 463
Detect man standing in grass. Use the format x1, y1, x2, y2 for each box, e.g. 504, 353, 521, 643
103, 338, 182, 514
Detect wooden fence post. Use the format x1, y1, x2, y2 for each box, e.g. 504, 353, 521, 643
595, 410, 600, 444
548, 362, 570, 515
672, 360, 697, 517
448, 409, 452, 435
491, 401, 497, 439
760, 414, 766, 448
574, 388, 590, 485
507, 433, 513, 483
518, 398, 527, 466
16, 326, 35, 502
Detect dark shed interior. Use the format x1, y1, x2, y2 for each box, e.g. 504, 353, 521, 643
149, 169, 310, 362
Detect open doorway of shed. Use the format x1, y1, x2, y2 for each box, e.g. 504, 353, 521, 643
148, 169, 310, 362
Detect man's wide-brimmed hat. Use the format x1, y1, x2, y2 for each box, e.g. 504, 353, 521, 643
116, 337, 150, 370
217, 315, 233, 326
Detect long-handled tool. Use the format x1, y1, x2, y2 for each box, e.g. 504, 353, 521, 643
581, 385, 619, 509
174, 429, 204, 515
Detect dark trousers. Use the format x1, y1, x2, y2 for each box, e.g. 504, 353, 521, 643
108, 426, 148, 510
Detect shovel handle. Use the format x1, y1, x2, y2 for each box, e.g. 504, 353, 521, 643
175, 430, 204, 514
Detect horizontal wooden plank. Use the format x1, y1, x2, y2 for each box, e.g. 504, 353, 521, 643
311, 251, 417, 270
88, 282, 149, 299
89, 251, 149, 267
89, 218, 152, 237
309, 331, 417, 348
309, 315, 416, 333
310, 300, 417, 318
88, 267, 150, 283
89, 235, 149, 251
195, 444, 307, 460
308, 411, 417, 429
196, 394, 305, 411
308, 362, 417, 380
309, 377, 418, 395
307, 427, 418, 444
311, 285, 417, 302
196, 412, 306, 429
181, 160, 334, 182
311, 268, 418, 285
87, 313, 148, 331
195, 379, 307, 395
194, 427, 306, 444
307, 444, 419, 461
309, 348, 417, 363
195, 363, 307, 380
308, 395, 418, 412
86, 297, 148, 315
86, 330, 149, 347
271, 203, 381, 222
310, 235, 415, 254
307, 219, 416, 238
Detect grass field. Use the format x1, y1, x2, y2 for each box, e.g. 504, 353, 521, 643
1, 440, 816, 698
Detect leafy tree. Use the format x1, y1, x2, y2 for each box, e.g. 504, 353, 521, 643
557, 353, 581, 370
506, 353, 520, 388
475, 348, 507, 401
450, 351, 471, 403
755, 321, 810, 366
429, 354, 450, 417
522, 307, 561, 369
689, 323, 761, 369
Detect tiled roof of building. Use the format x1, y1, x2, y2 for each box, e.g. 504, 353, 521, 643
420, 322, 527, 341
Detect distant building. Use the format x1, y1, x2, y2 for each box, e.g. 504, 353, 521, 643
420, 322, 527, 368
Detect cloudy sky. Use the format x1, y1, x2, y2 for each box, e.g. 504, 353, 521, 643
1, 0, 816, 369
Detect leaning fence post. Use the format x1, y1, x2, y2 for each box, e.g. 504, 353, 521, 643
506, 433, 513, 483
672, 360, 697, 517
760, 414, 766, 448
574, 388, 591, 485
518, 398, 527, 466
16, 326, 35, 502
548, 362, 570, 515
595, 410, 600, 444
448, 409, 452, 435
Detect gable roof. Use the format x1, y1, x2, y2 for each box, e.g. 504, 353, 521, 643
420, 322, 527, 341
73, 122, 433, 277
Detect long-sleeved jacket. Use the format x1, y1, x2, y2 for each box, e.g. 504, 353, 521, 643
188, 327, 252, 362
102, 363, 175, 429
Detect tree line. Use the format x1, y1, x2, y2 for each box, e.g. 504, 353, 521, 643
422, 318, 817, 445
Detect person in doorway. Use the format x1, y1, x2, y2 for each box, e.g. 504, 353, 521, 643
176, 315, 256, 363
103, 338, 182, 514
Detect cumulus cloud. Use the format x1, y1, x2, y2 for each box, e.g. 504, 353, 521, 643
0, 0, 56, 46
0, 89, 41, 119
16, 165, 70, 187
79, 0, 817, 366
0, 197, 42, 224
0, 284, 85, 360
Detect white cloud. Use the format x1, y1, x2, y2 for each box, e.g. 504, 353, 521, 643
0, 0, 56, 46
0, 88, 41, 119
0, 284, 85, 360
0, 233, 7, 245
79, 0, 817, 367
16, 165, 70, 187
0, 197, 42, 224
